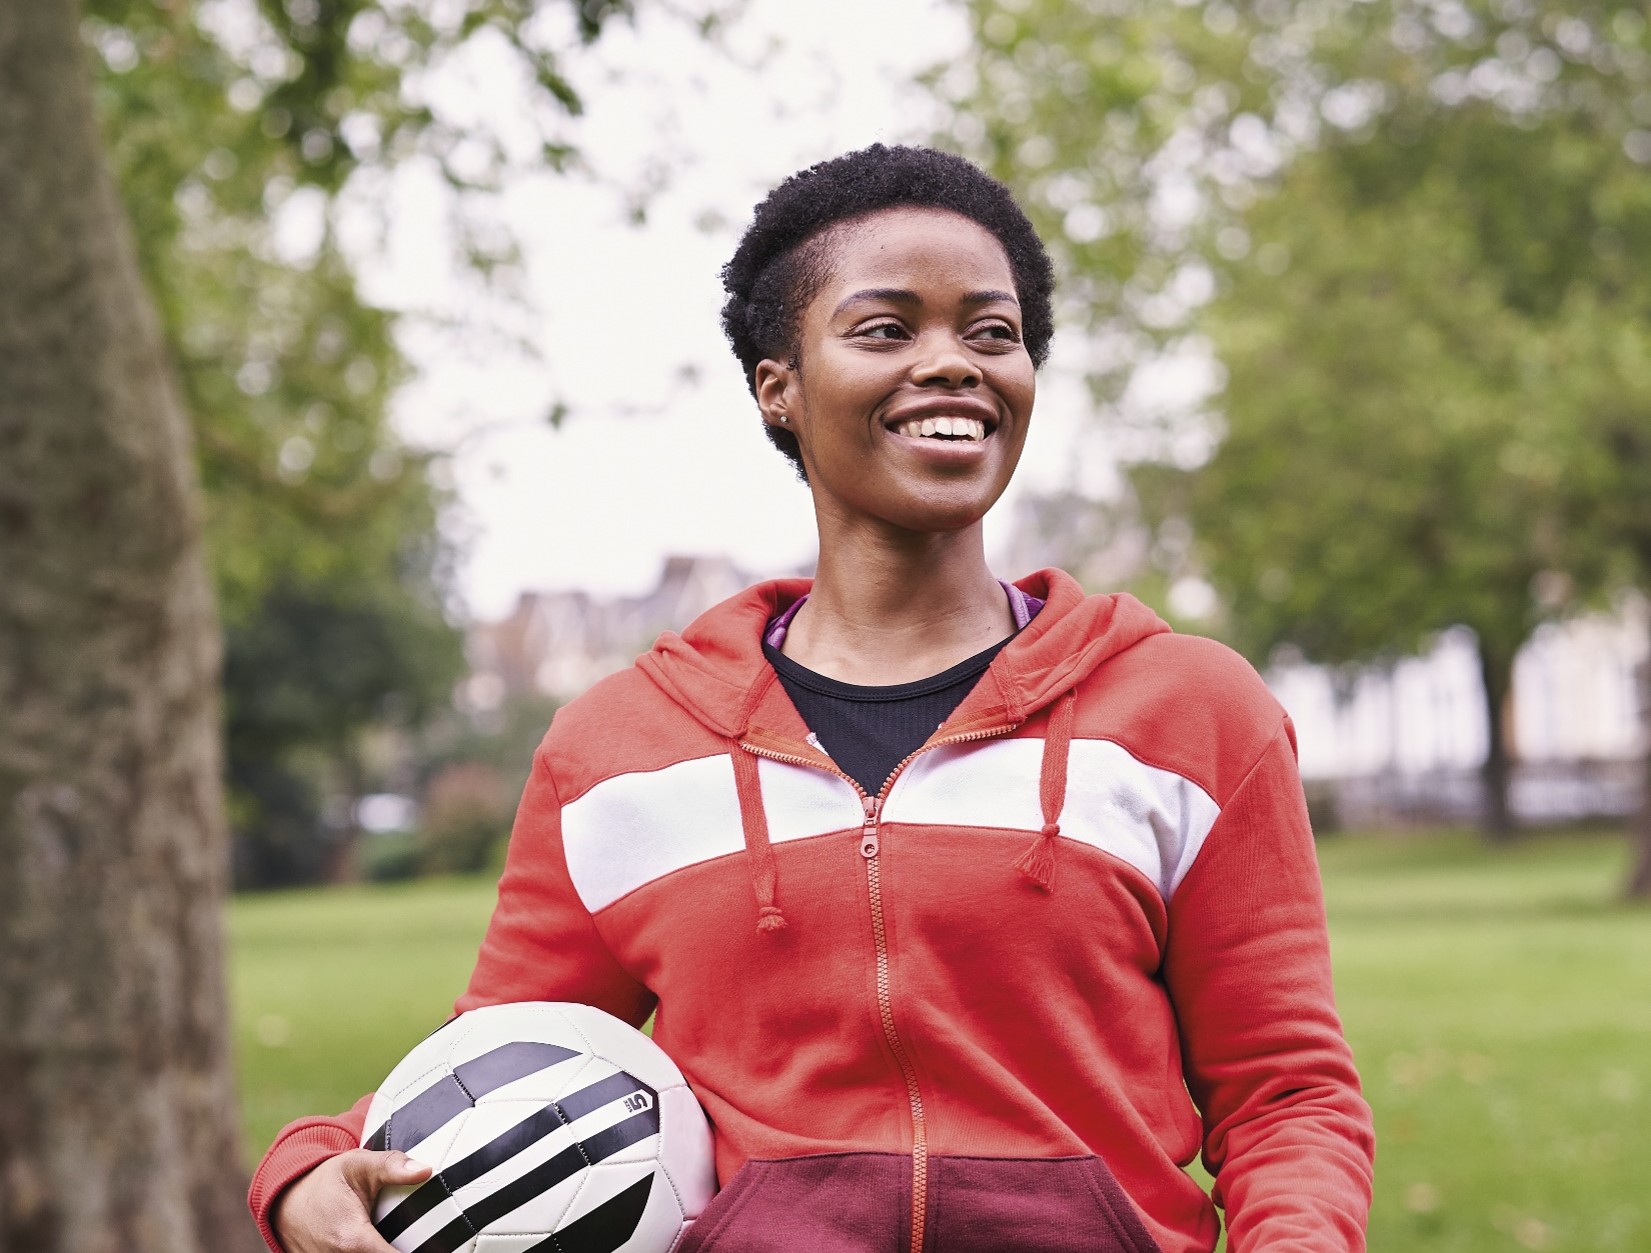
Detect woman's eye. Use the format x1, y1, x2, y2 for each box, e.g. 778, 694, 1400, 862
971, 322, 1019, 342
859, 322, 907, 340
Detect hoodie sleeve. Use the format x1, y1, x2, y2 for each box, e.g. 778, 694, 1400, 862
1162, 718, 1376, 1253
247, 748, 656, 1251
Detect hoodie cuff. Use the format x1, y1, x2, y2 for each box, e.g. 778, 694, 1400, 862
247, 1112, 365, 1252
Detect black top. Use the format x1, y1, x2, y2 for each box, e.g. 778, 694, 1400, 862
762, 637, 1011, 796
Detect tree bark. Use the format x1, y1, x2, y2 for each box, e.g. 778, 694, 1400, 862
0, 3, 259, 1250
1476, 640, 1517, 840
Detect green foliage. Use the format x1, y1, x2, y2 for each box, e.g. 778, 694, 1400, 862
1191, 154, 1564, 671
939, 0, 1278, 403
414, 760, 513, 874
224, 578, 463, 885
230, 831, 1651, 1249
1531, 289, 1651, 589
83, 0, 641, 615
415, 690, 563, 785
948, 0, 1651, 671
79, 1, 640, 884
1183, 7, 1651, 780
225, 582, 458, 758
394, 693, 562, 877
359, 829, 422, 881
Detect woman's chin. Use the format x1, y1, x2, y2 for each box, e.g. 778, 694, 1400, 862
874, 488, 1005, 537
807, 449, 1019, 538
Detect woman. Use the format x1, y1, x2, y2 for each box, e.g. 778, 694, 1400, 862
254, 145, 1374, 1253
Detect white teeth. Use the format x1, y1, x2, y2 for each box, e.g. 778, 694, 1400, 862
893, 416, 990, 441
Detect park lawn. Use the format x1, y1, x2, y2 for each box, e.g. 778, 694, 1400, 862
230, 830, 1651, 1252
1320, 832, 1651, 1253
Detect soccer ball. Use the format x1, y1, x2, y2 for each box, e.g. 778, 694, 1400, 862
361, 1001, 716, 1253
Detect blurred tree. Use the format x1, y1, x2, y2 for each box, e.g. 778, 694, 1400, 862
78, 0, 679, 883
947, 1, 1651, 861
1529, 296, 1651, 892
1, 3, 260, 1246
1, 1, 696, 1246
414, 689, 565, 789
1186, 146, 1574, 837
415, 760, 514, 874
358, 690, 562, 880
224, 576, 461, 885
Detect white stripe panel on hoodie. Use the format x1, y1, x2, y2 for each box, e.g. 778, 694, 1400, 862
881, 738, 1220, 897
560, 741, 1218, 913
562, 755, 862, 913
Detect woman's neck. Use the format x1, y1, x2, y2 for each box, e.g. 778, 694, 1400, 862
780, 516, 1014, 685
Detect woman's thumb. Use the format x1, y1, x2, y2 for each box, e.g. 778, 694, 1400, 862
383, 1151, 432, 1184
347, 1148, 432, 1196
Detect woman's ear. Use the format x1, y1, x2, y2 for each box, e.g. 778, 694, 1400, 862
753, 357, 796, 431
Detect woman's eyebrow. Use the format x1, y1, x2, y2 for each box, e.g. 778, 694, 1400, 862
833, 287, 920, 315
832, 287, 1021, 316
962, 289, 1020, 308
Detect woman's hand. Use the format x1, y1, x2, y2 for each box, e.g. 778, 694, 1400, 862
271, 1149, 432, 1253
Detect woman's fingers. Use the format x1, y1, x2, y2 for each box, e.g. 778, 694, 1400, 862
341, 1149, 433, 1205
272, 1149, 432, 1253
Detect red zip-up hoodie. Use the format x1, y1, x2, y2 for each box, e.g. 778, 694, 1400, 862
249, 570, 1375, 1253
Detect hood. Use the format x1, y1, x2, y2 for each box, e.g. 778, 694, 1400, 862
636, 569, 1170, 744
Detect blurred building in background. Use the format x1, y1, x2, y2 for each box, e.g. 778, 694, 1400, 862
465, 555, 762, 708
1273, 607, 1648, 829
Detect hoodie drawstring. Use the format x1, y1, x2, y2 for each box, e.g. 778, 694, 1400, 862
1015, 688, 1077, 891
731, 744, 788, 933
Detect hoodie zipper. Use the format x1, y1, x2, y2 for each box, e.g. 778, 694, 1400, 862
860, 790, 928, 1253
741, 722, 1017, 1253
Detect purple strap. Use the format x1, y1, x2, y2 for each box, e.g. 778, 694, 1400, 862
763, 595, 807, 649
765, 581, 1044, 650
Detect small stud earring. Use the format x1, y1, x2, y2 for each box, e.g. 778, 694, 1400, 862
777, 414, 788, 424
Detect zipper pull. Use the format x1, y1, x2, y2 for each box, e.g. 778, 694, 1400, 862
860, 795, 882, 858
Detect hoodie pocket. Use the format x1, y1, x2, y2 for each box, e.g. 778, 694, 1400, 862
677, 1153, 910, 1253
925, 1155, 1165, 1253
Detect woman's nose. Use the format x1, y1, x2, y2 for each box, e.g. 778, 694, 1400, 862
912, 337, 980, 388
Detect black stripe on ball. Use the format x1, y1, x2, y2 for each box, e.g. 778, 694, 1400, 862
525, 1175, 655, 1253
390, 1105, 662, 1253
365, 1041, 581, 1152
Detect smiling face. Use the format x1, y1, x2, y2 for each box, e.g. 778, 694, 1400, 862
753, 207, 1036, 537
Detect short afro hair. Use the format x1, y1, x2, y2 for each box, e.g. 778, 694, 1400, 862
720, 144, 1055, 478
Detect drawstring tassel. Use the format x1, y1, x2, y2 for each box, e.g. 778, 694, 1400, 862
731, 742, 788, 934
1016, 822, 1060, 891
1017, 688, 1076, 893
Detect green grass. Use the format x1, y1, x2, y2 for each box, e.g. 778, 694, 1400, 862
230, 830, 1651, 1252
1318, 832, 1651, 1252
231, 875, 500, 1154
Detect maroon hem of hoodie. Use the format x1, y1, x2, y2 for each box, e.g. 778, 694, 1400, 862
677, 1151, 1164, 1253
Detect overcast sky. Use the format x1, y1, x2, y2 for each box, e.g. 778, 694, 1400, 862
338, 0, 1126, 620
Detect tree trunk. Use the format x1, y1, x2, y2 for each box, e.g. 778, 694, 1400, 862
1627, 620, 1651, 900
0, 4, 259, 1250
1476, 641, 1516, 840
